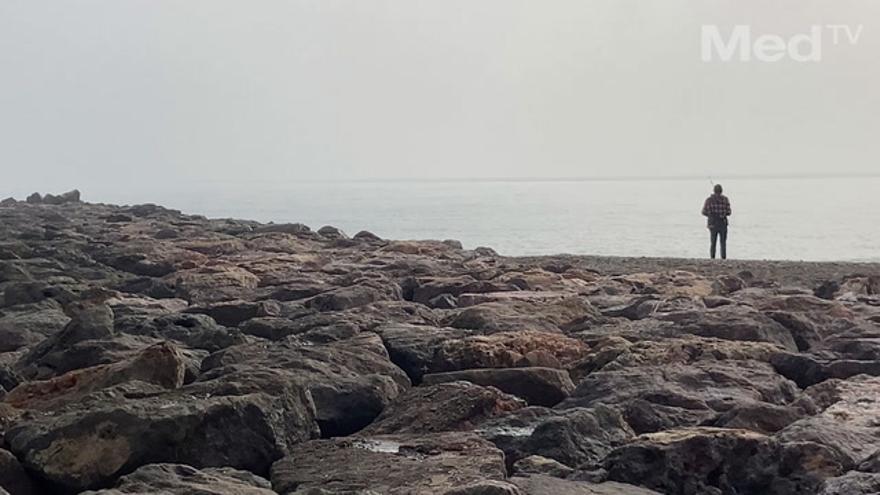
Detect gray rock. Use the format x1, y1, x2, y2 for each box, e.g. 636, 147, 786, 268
362, 381, 525, 435
202, 333, 410, 437
510, 475, 662, 495
81, 463, 275, 494
478, 405, 633, 469
818, 471, 880, 495
0, 448, 35, 495
271, 433, 507, 495
6, 369, 318, 491
422, 367, 575, 407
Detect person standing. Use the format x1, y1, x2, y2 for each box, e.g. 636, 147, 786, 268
702, 184, 732, 259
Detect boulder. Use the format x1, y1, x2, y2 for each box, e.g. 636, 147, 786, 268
510, 475, 662, 495
599, 296, 659, 320
818, 471, 880, 495
428, 293, 458, 309
15, 302, 115, 379
305, 281, 402, 311
712, 274, 746, 295
317, 225, 348, 239
448, 299, 594, 334
1, 282, 77, 308
253, 223, 312, 235
477, 405, 633, 469
657, 306, 798, 351
375, 324, 469, 383
4, 341, 186, 410
558, 360, 801, 434
710, 401, 811, 434
14, 333, 159, 382
442, 480, 523, 495
604, 428, 844, 495
115, 312, 246, 352
80, 463, 275, 495
422, 367, 575, 407
270, 433, 507, 494
0, 303, 70, 352
778, 376, 880, 468
0, 448, 35, 495
432, 331, 591, 374
362, 381, 525, 435
512, 455, 574, 478
409, 276, 514, 305
353, 230, 382, 242
185, 300, 280, 327
6, 369, 318, 491
201, 333, 410, 437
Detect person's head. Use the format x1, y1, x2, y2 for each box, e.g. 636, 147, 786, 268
713, 184, 723, 195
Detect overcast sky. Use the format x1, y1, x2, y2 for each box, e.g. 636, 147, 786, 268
1, 0, 878, 192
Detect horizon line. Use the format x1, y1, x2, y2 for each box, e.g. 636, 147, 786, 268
194, 171, 880, 184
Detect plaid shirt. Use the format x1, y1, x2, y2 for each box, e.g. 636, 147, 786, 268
702, 194, 731, 227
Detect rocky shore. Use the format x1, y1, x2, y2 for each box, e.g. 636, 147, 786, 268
1, 191, 880, 495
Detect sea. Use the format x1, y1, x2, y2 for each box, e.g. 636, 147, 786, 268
43, 177, 880, 262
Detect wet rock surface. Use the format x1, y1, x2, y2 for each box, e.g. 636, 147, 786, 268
1, 195, 879, 494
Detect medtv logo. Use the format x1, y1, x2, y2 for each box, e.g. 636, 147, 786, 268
701, 25, 864, 62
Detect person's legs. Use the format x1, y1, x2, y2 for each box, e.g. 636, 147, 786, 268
710, 228, 718, 259
720, 226, 728, 260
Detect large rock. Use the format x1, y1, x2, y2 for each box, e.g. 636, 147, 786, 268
185, 300, 280, 327
115, 312, 246, 352
0, 303, 70, 352
5, 369, 318, 491
657, 306, 798, 351
81, 463, 275, 495
15, 302, 115, 380
408, 276, 515, 305
304, 280, 402, 311
448, 298, 597, 334
362, 381, 525, 435
13, 334, 161, 382
558, 360, 802, 433
604, 427, 844, 495
477, 405, 633, 469
818, 471, 880, 495
432, 331, 591, 374
778, 376, 880, 468
422, 367, 575, 407
201, 333, 411, 436
376, 324, 470, 383
270, 433, 508, 494
0, 448, 35, 495
511, 475, 661, 495
4, 341, 185, 410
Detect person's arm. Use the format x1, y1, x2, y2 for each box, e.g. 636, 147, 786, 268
725, 198, 732, 216
702, 198, 709, 217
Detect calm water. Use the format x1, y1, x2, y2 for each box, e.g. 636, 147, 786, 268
77, 178, 879, 262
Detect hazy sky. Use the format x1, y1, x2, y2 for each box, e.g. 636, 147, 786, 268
2, 0, 878, 191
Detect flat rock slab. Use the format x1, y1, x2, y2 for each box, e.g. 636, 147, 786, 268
271, 433, 508, 494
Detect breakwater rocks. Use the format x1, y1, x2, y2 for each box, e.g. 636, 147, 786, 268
1, 193, 880, 494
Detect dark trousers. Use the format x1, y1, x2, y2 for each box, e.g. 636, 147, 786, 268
710, 226, 728, 259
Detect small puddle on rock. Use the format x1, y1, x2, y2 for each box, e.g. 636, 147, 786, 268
476, 426, 536, 438
352, 439, 402, 454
